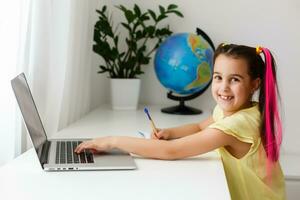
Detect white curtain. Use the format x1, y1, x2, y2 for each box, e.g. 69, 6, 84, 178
0, 0, 98, 165
21, 0, 97, 149
0, 1, 24, 165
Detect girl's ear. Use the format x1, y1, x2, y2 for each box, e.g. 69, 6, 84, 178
252, 78, 261, 93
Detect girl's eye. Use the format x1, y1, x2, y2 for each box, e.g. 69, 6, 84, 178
230, 78, 240, 82
213, 75, 222, 80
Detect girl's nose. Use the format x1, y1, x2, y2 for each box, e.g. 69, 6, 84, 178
220, 81, 230, 92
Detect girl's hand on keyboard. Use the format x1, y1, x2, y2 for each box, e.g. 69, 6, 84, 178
74, 136, 114, 154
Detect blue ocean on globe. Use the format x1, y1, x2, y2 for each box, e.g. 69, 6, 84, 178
154, 33, 214, 95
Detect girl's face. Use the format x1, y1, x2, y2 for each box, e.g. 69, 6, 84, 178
212, 54, 260, 116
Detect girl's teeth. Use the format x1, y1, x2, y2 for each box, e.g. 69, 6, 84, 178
220, 95, 232, 100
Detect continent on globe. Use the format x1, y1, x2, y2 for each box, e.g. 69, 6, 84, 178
185, 62, 211, 90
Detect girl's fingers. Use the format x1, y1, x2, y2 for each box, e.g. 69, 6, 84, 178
74, 143, 81, 152
75, 141, 91, 153
151, 132, 159, 139
75, 143, 83, 153
150, 128, 162, 140
156, 130, 164, 139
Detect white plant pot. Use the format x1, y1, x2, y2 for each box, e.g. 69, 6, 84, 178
110, 78, 141, 110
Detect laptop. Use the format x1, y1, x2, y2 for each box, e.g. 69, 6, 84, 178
11, 73, 137, 171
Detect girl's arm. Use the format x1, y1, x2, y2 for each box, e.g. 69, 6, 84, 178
154, 116, 214, 139
75, 127, 235, 160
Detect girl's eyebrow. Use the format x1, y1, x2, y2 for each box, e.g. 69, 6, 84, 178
213, 72, 244, 79
230, 74, 244, 79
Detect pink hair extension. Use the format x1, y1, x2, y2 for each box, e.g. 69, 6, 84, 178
262, 48, 282, 177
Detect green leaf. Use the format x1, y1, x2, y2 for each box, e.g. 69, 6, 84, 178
171, 10, 184, 17
159, 5, 165, 14
100, 65, 108, 70
98, 20, 114, 37
116, 5, 127, 13
131, 42, 137, 51
96, 9, 107, 19
132, 21, 140, 32
121, 22, 131, 32
136, 46, 146, 56
154, 43, 160, 49
126, 57, 137, 67
98, 65, 108, 73
167, 4, 178, 10
148, 9, 156, 21
142, 29, 147, 37
156, 14, 168, 22
145, 26, 155, 36
93, 29, 102, 43
102, 5, 107, 12
111, 48, 119, 60
133, 4, 141, 17
113, 36, 119, 45
125, 10, 135, 23
125, 38, 130, 46
140, 56, 150, 65
96, 9, 102, 15
139, 13, 150, 22
135, 30, 143, 40
93, 41, 114, 62
157, 28, 172, 36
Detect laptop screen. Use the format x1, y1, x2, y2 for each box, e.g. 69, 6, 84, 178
11, 73, 47, 163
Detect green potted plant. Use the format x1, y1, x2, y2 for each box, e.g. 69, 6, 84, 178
93, 4, 183, 110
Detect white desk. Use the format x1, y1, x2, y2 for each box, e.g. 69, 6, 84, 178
0, 105, 230, 200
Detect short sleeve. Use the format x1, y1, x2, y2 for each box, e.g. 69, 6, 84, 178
208, 109, 261, 144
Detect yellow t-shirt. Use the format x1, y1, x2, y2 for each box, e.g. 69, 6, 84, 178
208, 103, 286, 200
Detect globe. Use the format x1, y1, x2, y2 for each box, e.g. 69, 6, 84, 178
154, 32, 214, 95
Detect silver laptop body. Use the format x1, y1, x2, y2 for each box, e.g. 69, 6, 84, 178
11, 73, 136, 171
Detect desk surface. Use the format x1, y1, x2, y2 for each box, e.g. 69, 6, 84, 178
0, 105, 230, 200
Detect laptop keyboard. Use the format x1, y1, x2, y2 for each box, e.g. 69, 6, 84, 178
55, 141, 94, 164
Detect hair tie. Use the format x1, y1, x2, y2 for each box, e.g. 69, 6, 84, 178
222, 43, 228, 47
256, 46, 263, 54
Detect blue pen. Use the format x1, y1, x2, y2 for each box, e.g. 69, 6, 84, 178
144, 107, 158, 137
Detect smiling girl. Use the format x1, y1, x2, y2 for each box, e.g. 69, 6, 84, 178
75, 43, 286, 200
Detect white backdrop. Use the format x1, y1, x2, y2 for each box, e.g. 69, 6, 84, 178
91, 0, 300, 154
1, 0, 299, 166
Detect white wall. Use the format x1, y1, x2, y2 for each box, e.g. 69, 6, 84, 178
90, 0, 300, 154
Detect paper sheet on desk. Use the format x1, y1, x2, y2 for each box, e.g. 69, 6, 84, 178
137, 131, 150, 139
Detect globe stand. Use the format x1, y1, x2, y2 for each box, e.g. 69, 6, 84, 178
161, 82, 211, 115
161, 100, 202, 115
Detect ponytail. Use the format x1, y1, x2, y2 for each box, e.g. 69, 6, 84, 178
258, 47, 282, 164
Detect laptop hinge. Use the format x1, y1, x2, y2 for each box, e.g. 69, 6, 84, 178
40, 140, 51, 165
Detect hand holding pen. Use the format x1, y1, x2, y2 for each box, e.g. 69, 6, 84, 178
143, 107, 170, 140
